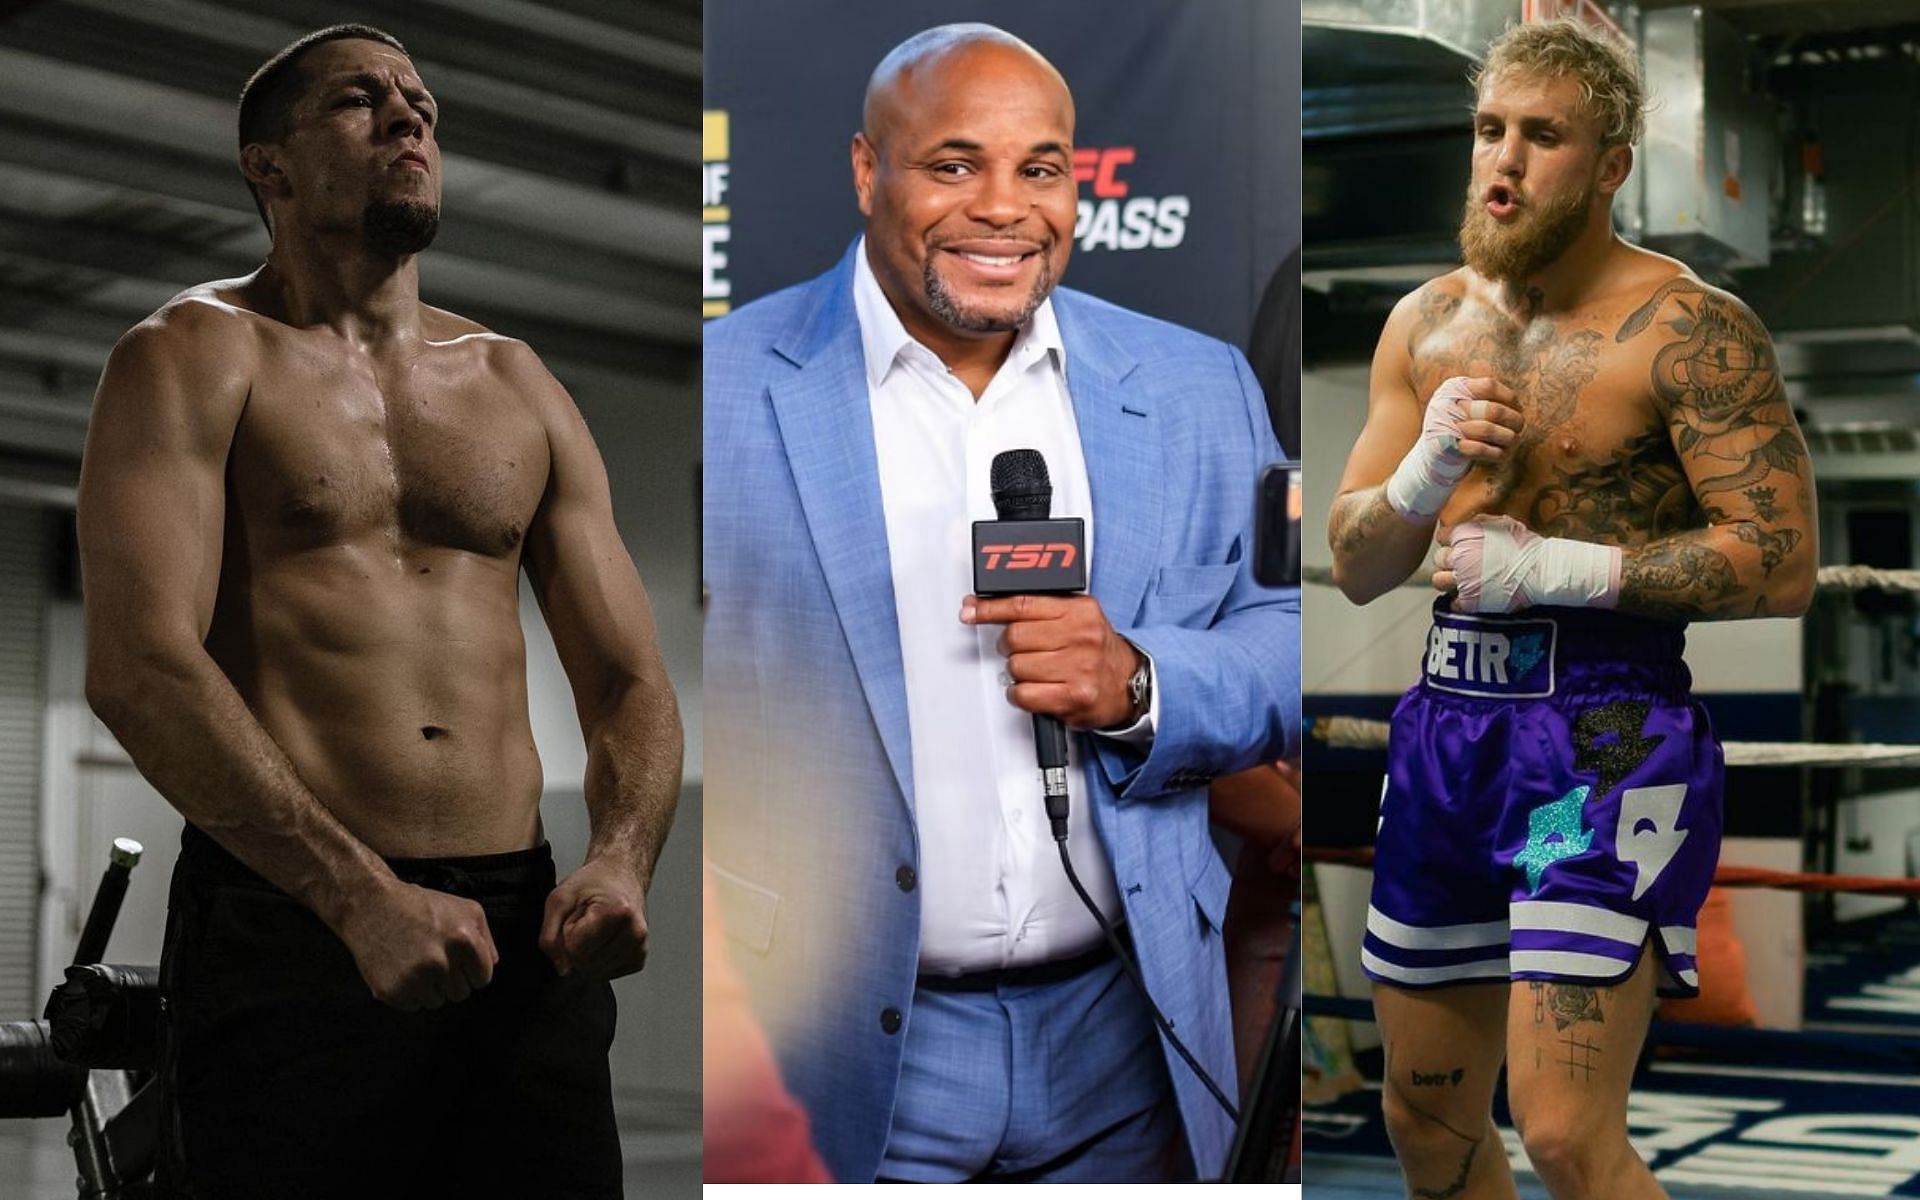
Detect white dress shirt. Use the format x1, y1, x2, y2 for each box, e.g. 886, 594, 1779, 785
853, 241, 1156, 974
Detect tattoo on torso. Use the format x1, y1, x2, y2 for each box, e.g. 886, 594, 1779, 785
1401, 272, 1810, 620
1406, 284, 1696, 547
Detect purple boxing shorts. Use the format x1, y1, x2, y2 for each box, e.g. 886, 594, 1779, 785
1363, 602, 1723, 997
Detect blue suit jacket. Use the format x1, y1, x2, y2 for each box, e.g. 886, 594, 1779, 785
703, 245, 1301, 1181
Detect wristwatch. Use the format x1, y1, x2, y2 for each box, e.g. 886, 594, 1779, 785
1125, 647, 1152, 723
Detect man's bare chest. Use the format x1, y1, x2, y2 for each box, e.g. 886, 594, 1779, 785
1409, 294, 1698, 541
1409, 296, 1659, 445
229, 342, 550, 558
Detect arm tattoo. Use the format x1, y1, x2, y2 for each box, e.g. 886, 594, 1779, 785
1611, 280, 1814, 619
1745, 486, 1782, 522
1620, 538, 1741, 619
1332, 488, 1396, 555
1732, 523, 1803, 577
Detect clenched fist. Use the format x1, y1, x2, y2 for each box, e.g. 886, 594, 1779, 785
334, 878, 498, 1011
541, 856, 651, 980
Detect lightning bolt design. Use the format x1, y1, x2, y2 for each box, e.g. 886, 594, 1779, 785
1513, 786, 1595, 894
1507, 632, 1546, 680
1573, 701, 1666, 800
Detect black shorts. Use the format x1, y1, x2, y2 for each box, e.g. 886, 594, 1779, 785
155, 825, 621, 1200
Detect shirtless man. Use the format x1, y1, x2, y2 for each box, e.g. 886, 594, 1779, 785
1328, 20, 1814, 1200
74, 25, 680, 1198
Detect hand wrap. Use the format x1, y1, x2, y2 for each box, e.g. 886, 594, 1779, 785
1448, 515, 1623, 613
1385, 376, 1483, 521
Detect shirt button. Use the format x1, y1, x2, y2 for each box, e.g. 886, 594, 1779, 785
1010, 809, 1023, 823
880, 1007, 903, 1035
895, 865, 917, 893
999, 671, 1013, 687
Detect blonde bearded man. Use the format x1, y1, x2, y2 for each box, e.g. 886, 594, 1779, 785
1329, 20, 1814, 1200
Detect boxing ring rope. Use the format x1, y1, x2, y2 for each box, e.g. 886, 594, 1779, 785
1309, 714, 1920, 769
1301, 563, 1920, 594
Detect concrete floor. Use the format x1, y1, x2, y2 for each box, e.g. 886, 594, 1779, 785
2, 1085, 701, 1198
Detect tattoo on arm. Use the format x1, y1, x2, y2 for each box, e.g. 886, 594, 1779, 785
1620, 538, 1741, 619
1611, 281, 1815, 619
1732, 523, 1803, 577
1745, 486, 1782, 522
1332, 488, 1396, 555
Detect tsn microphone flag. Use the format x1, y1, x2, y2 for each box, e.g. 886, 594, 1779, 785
972, 519, 1087, 597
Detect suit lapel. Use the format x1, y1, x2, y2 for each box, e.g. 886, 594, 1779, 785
1056, 293, 1161, 629
767, 250, 916, 812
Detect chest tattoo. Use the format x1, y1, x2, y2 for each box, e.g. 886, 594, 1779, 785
1410, 289, 1606, 507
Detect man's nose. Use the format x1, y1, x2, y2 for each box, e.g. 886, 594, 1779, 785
1495, 132, 1524, 178
381, 96, 423, 141
965, 168, 1027, 227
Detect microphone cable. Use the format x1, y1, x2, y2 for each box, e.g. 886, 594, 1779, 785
1048, 795, 1241, 1123
981, 448, 1238, 1122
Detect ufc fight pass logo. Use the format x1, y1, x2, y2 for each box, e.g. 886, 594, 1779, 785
1072, 147, 1188, 252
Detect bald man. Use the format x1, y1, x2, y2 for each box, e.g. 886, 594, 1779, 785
703, 23, 1298, 1182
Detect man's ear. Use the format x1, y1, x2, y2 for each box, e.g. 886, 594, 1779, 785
851, 132, 877, 218
1596, 142, 1633, 197
240, 142, 288, 204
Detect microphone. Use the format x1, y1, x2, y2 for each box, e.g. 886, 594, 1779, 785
974, 451, 1244, 1125
975, 450, 1086, 840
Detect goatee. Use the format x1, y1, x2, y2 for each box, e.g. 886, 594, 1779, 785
922, 246, 1056, 334
365, 198, 439, 258
1458, 183, 1592, 283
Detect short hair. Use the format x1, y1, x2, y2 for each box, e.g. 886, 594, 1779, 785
236, 24, 410, 232
1472, 19, 1645, 146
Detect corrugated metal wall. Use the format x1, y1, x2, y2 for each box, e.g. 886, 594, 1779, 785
0, 504, 47, 1019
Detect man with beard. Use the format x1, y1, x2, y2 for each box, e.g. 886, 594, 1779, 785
1328, 19, 1814, 1200
703, 23, 1297, 1183
75, 25, 680, 1198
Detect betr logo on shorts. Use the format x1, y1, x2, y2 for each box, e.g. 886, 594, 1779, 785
1426, 626, 1513, 683
1423, 614, 1556, 698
